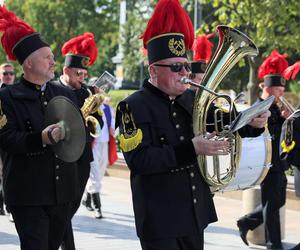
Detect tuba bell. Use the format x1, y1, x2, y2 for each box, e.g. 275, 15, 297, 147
190, 25, 267, 191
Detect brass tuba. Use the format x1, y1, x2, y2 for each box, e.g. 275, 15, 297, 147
191, 25, 259, 190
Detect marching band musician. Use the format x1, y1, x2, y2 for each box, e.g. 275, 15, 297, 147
115, 1, 270, 249
0, 5, 82, 250
53, 32, 101, 250
0, 63, 15, 88
280, 61, 300, 250
0, 62, 15, 219
237, 50, 290, 250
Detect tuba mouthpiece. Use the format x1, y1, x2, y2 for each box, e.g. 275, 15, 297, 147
181, 77, 191, 85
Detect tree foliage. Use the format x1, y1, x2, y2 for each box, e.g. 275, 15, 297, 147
121, 1, 150, 84
121, 0, 300, 97
199, 0, 300, 98
2, 0, 299, 92
0, 0, 120, 78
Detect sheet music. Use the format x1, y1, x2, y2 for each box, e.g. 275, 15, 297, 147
230, 95, 275, 132
91, 71, 117, 93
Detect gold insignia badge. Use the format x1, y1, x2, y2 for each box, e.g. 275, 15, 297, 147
118, 102, 143, 152
0, 100, 7, 129
81, 57, 90, 68
168, 38, 185, 56
280, 119, 295, 154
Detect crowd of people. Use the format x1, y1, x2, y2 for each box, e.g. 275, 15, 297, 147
0, 1, 299, 250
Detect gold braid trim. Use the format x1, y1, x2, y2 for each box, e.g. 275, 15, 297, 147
281, 140, 296, 154
120, 128, 143, 152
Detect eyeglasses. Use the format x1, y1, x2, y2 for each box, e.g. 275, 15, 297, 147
2, 71, 15, 76
154, 62, 191, 72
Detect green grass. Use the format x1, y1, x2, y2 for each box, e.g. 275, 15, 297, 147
108, 89, 137, 110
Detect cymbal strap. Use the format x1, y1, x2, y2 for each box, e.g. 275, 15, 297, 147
47, 128, 57, 145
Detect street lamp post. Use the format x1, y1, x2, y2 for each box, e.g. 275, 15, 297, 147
194, 0, 198, 29
194, 0, 202, 30
112, 0, 126, 89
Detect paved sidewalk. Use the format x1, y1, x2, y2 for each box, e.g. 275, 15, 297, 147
0, 176, 299, 250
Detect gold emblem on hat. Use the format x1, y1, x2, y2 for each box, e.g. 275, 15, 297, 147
168, 38, 185, 56
81, 57, 90, 68
0, 100, 8, 129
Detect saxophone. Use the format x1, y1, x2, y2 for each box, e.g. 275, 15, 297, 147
81, 93, 105, 137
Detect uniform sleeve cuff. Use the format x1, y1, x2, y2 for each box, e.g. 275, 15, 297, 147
173, 141, 197, 166
238, 125, 265, 138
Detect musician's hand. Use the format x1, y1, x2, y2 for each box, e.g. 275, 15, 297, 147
42, 123, 65, 145
248, 110, 271, 128
192, 132, 230, 156
93, 86, 105, 94
281, 108, 292, 119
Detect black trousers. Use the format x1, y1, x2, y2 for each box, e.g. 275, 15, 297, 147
11, 204, 71, 250
61, 163, 91, 250
140, 233, 204, 250
238, 171, 287, 248
60, 199, 81, 250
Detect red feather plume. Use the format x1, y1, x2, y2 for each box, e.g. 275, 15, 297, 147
61, 32, 98, 65
140, 0, 194, 50
192, 33, 214, 63
258, 50, 289, 79
283, 61, 300, 80
0, 5, 35, 61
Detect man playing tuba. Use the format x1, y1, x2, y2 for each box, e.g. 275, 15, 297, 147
115, 0, 270, 249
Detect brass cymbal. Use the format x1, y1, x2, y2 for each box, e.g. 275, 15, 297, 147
45, 96, 86, 162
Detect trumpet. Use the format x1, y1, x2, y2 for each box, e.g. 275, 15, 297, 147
276, 96, 296, 118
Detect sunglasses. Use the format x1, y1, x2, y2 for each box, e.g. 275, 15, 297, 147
2, 71, 15, 76
71, 69, 88, 78
154, 62, 191, 72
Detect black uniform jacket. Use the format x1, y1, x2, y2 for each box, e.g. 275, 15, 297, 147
0, 76, 80, 206
0, 83, 8, 171
257, 99, 288, 172
283, 114, 300, 169
116, 80, 264, 240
